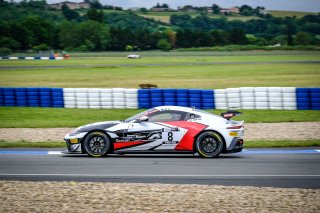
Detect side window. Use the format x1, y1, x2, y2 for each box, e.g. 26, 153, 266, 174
148, 110, 187, 122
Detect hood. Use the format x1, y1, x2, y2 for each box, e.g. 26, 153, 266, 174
76, 121, 122, 132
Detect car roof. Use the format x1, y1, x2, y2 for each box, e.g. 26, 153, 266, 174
154, 106, 218, 117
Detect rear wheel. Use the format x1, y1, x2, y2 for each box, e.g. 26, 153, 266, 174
83, 132, 110, 157
195, 131, 224, 158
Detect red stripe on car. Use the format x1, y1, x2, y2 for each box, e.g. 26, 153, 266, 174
114, 141, 145, 150
162, 121, 207, 151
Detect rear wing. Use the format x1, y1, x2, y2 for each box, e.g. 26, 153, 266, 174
221, 110, 242, 120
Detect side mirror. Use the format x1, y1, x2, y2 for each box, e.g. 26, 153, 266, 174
138, 116, 148, 122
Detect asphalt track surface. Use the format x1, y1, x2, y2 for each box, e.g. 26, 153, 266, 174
1, 60, 320, 70
0, 148, 320, 189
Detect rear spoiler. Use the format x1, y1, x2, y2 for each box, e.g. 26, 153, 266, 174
221, 110, 242, 120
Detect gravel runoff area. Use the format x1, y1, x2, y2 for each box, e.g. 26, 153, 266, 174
0, 122, 319, 142
1, 181, 319, 212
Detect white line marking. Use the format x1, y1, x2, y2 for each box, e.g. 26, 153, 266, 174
0, 173, 320, 177
48, 151, 63, 155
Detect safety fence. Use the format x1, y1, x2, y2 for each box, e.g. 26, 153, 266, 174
0, 87, 319, 110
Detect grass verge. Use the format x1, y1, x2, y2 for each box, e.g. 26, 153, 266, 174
244, 140, 320, 148
0, 140, 319, 148
1, 107, 320, 128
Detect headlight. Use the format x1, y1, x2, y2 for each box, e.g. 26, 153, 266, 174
69, 131, 82, 137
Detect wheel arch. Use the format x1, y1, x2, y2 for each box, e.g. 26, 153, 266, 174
193, 129, 226, 153
81, 129, 114, 154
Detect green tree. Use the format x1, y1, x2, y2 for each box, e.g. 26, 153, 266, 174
0, 37, 20, 50
32, 43, 49, 52
295, 32, 312, 45
212, 4, 220, 14
61, 4, 80, 21
87, 8, 104, 23
228, 28, 248, 44
210, 30, 229, 46
59, 21, 109, 51
239, 5, 253, 16
140, 8, 148, 13
88, 0, 103, 9
157, 39, 171, 51
271, 35, 287, 45
125, 45, 134, 51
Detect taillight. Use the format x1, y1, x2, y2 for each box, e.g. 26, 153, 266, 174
227, 125, 242, 129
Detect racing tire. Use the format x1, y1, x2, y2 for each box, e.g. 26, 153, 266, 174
195, 131, 224, 158
83, 132, 111, 157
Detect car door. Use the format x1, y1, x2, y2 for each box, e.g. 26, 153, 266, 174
126, 110, 188, 151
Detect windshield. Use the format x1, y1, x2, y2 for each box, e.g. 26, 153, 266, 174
124, 108, 157, 123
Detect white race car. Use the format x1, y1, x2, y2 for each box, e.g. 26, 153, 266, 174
127, 54, 141, 59
64, 106, 244, 158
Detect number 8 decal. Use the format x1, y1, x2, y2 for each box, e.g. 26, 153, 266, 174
168, 132, 173, 142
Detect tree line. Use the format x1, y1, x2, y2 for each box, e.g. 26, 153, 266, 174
0, 0, 319, 53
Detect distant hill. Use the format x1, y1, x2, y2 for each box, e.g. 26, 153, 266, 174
268, 10, 318, 18
133, 10, 317, 24
0, 0, 319, 52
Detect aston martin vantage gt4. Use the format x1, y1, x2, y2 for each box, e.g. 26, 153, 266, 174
64, 106, 244, 158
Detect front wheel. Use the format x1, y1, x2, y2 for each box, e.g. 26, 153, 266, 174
195, 131, 224, 158
83, 132, 111, 157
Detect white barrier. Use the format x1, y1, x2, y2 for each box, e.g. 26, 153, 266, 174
214, 87, 298, 110
63, 88, 139, 109
62, 87, 297, 110
214, 89, 227, 109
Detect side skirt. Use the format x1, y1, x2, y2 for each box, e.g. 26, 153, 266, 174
114, 150, 194, 154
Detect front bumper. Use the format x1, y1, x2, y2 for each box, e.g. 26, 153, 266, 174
65, 138, 83, 153
64, 132, 87, 153
224, 138, 244, 154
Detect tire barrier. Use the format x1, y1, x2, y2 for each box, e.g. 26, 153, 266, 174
297, 88, 320, 110
1, 87, 64, 108
0, 56, 64, 60
138, 89, 215, 109
214, 87, 299, 110
0, 87, 319, 110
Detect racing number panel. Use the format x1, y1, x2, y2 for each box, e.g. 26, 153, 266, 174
161, 121, 208, 151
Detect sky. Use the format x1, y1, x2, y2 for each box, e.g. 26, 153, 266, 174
48, 0, 320, 12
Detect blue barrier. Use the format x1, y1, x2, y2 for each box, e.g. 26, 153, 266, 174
0, 87, 64, 108
0, 87, 319, 110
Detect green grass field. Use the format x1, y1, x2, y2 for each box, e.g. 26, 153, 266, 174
0, 107, 319, 128
1, 51, 319, 88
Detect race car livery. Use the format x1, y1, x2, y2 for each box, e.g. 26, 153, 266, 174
64, 106, 244, 158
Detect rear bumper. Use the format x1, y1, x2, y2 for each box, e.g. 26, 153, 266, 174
224, 138, 243, 154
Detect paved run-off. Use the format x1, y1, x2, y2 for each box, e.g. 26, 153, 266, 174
0, 122, 319, 142
1, 181, 319, 212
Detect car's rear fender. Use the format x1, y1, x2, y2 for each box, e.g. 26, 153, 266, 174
193, 130, 226, 153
